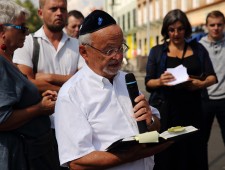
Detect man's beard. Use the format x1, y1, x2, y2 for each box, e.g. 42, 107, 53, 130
46, 24, 65, 32
103, 62, 122, 76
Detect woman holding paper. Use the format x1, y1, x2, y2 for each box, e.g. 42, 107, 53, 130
145, 9, 217, 170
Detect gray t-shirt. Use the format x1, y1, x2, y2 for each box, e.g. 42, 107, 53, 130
200, 35, 225, 100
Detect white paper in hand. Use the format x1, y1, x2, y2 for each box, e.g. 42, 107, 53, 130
166, 65, 189, 85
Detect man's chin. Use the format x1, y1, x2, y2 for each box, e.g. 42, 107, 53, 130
47, 25, 65, 32
104, 68, 120, 76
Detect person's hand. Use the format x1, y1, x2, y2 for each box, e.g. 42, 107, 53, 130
39, 90, 57, 115
42, 90, 57, 101
185, 78, 204, 91
159, 71, 176, 86
133, 94, 152, 126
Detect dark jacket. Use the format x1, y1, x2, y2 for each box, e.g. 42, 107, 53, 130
145, 40, 216, 105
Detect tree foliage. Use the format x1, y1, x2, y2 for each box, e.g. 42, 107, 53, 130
16, 0, 42, 33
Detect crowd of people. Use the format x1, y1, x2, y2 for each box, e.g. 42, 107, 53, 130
0, 0, 224, 169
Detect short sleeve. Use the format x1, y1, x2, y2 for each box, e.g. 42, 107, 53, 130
54, 92, 95, 166
0, 62, 19, 123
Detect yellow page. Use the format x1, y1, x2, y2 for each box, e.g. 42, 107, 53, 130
135, 131, 159, 143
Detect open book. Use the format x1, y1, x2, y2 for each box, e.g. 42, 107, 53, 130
106, 126, 198, 152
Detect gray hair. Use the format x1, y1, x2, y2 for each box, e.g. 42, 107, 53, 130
78, 33, 92, 45
0, 0, 30, 24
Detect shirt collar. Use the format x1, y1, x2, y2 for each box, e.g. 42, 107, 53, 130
206, 33, 225, 45
33, 26, 71, 42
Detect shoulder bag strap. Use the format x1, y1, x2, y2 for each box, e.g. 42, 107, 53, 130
31, 34, 40, 74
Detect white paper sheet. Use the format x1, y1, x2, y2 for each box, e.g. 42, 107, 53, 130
166, 65, 189, 85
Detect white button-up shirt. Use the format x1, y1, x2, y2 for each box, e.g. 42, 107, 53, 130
55, 65, 159, 169
13, 27, 81, 128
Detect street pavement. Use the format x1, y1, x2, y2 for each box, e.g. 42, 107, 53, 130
126, 58, 225, 170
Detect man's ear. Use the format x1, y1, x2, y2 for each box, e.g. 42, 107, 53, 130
37, 8, 43, 20
79, 45, 88, 61
0, 25, 6, 39
0, 25, 4, 33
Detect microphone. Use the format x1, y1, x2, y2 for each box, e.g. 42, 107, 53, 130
125, 73, 148, 133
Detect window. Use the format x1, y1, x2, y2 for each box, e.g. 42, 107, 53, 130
181, 0, 187, 11
122, 14, 125, 31
193, 0, 199, 8
128, 12, 130, 29
117, 17, 120, 26
144, 5, 147, 24
163, 0, 168, 17
137, 9, 142, 26
155, 0, 160, 20
150, 3, 153, 21
133, 9, 136, 27
206, 0, 213, 4
171, 0, 177, 10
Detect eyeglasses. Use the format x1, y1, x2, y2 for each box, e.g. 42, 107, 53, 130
84, 43, 129, 57
168, 26, 185, 33
3, 23, 29, 34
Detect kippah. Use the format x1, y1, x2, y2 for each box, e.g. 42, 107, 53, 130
79, 10, 116, 35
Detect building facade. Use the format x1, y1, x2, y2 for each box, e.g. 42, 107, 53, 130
104, 0, 225, 57
104, 0, 137, 59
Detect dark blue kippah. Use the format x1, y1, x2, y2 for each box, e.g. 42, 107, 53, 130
79, 10, 116, 35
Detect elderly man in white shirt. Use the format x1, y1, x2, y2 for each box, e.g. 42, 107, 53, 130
54, 10, 171, 170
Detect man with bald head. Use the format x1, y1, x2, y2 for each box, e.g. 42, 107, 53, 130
54, 10, 171, 169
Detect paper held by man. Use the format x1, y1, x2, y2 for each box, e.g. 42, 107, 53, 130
106, 126, 198, 152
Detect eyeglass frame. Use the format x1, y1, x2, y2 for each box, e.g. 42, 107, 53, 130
83, 43, 129, 57
3, 23, 29, 34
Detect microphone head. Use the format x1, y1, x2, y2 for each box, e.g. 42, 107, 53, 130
125, 73, 136, 84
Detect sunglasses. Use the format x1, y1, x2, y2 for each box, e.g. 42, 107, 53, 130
3, 23, 29, 34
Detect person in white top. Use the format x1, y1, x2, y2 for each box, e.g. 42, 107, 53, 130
54, 10, 172, 170
13, 0, 81, 129
65, 10, 84, 39
63, 10, 85, 69
13, 0, 81, 93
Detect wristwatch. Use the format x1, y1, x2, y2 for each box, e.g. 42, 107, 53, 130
147, 116, 155, 130
150, 116, 155, 125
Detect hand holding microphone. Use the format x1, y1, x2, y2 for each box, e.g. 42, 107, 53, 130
125, 73, 153, 133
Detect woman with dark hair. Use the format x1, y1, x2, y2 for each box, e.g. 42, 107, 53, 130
0, 1, 61, 169
145, 9, 217, 170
